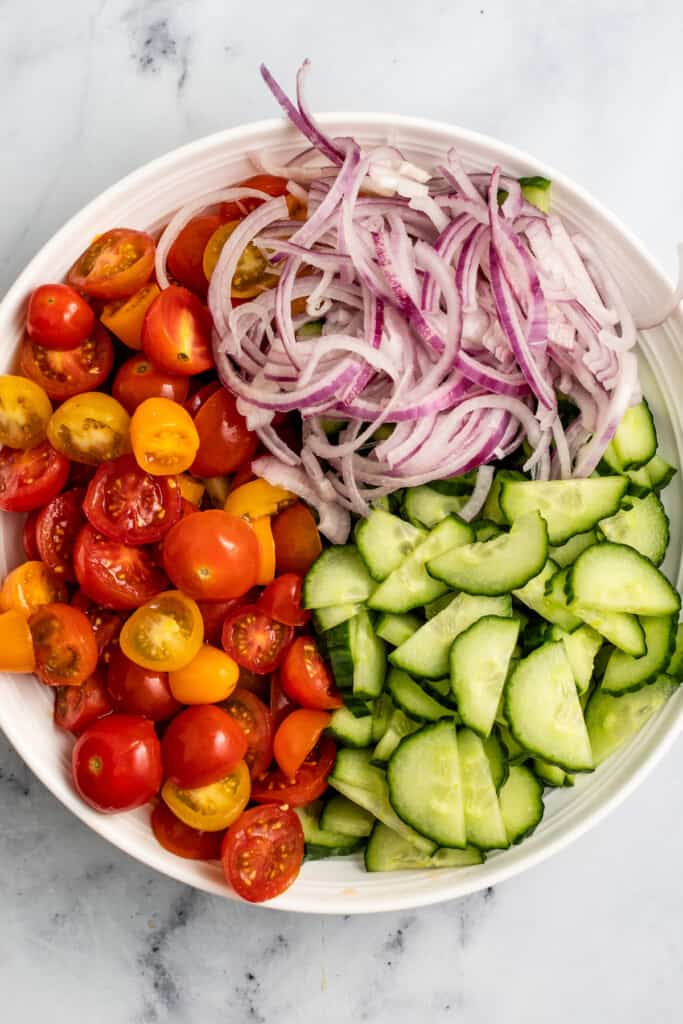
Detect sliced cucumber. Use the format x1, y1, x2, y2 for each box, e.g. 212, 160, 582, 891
320, 795, 375, 838
328, 706, 375, 748
497, 723, 530, 764
586, 675, 677, 765
666, 623, 683, 682
549, 530, 597, 568
313, 603, 362, 633
364, 823, 483, 872
372, 693, 393, 741
598, 493, 670, 566
355, 509, 426, 581
295, 803, 363, 860
450, 615, 520, 737
403, 486, 468, 528
567, 542, 681, 617
351, 609, 387, 700
484, 731, 509, 791
601, 615, 676, 695
610, 399, 658, 471
371, 708, 420, 764
570, 604, 645, 657
513, 560, 582, 632
425, 593, 457, 619
549, 624, 603, 694
481, 469, 526, 524
473, 519, 505, 542
376, 611, 423, 647
625, 454, 677, 497
458, 728, 509, 850
387, 668, 456, 722
520, 175, 552, 213
533, 759, 572, 787
325, 618, 356, 691
500, 476, 627, 545
304, 545, 375, 609
498, 764, 544, 844
422, 675, 459, 709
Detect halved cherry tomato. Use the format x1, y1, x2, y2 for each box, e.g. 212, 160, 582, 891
35, 488, 85, 580
184, 380, 220, 418
270, 672, 296, 731
280, 637, 343, 710
221, 605, 293, 675
83, 455, 181, 545
0, 375, 52, 449
112, 355, 189, 414
250, 735, 336, 806
54, 669, 113, 734
47, 392, 130, 465
68, 461, 97, 488
251, 517, 276, 586
219, 175, 290, 221
221, 688, 273, 779
190, 389, 258, 478
167, 213, 224, 298
195, 598, 242, 645
106, 646, 180, 721
221, 803, 304, 903
100, 283, 160, 350
272, 502, 322, 575
203, 221, 278, 300
162, 509, 259, 600
22, 510, 40, 561
150, 802, 223, 860
223, 479, 296, 521
175, 473, 205, 507
0, 441, 70, 513
168, 644, 239, 704
130, 396, 199, 476
162, 705, 248, 788
230, 458, 258, 491
20, 322, 114, 401
73, 524, 168, 610
273, 709, 331, 780
142, 286, 213, 376
0, 609, 35, 673
29, 602, 98, 687
71, 590, 125, 654
119, 590, 203, 671
258, 573, 310, 627
233, 664, 270, 702
26, 284, 95, 350
67, 229, 156, 301
72, 713, 162, 812
161, 760, 250, 832
0, 560, 68, 615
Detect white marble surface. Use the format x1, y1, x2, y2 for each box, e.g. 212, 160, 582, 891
2, 1, 683, 1020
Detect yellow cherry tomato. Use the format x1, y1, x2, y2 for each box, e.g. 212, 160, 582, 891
176, 473, 205, 507
161, 760, 251, 831
168, 644, 239, 704
130, 397, 199, 476
119, 590, 203, 672
250, 516, 276, 585
223, 479, 296, 521
0, 375, 53, 450
202, 221, 278, 299
100, 283, 160, 350
47, 392, 130, 465
0, 609, 35, 673
0, 561, 68, 616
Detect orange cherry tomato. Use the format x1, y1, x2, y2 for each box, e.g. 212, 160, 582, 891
119, 590, 204, 672
142, 285, 214, 376
100, 283, 160, 350
272, 502, 322, 575
162, 509, 260, 600
130, 397, 199, 476
280, 637, 344, 710
29, 602, 98, 687
0, 375, 53, 450
112, 355, 189, 414
67, 229, 156, 300
47, 392, 130, 465
0, 609, 35, 672
175, 473, 205, 507
273, 709, 332, 780
20, 322, 114, 401
0, 560, 68, 616
168, 644, 240, 704
166, 213, 224, 298
223, 478, 296, 521
161, 761, 250, 831
190, 389, 258, 478
203, 221, 278, 300
251, 516, 276, 585
150, 802, 224, 860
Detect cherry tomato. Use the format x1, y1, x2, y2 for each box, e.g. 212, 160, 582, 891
71, 590, 125, 654
119, 590, 203, 671
83, 455, 181, 545
162, 510, 259, 600
167, 213, 224, 298
280, 637, 343, 710
112, 355, 189, 414
251, 517, 276, 586
20, 322, 114, 401
161, 761, 250, 832
221, 688, 273, 779
162, 705, 248, 788
150, 802, 223, 860
273, 709, 331, 780
233, 664, 270, 702
0, 609, 35, 673
26, 284, 95, 350
142, 285, 213, 376
258, 574, 310, 627
130, 397, 199, 476
67, 229, 156, 301
223, 479, 296, 520
203, 221, 278, 300
48, 392, 130, 465
0, 560, 68, 616
230, 458, 257, 491
175, 473, 205, 507
272, 502, 322, 575
184, 380, 220, 418
22, 510, 40, 561
73, 524, 168, 610
196, 598, 242, 645
68, 461, 97, 488
72, 713, 163, 812
0, 441, 69, 513
168, 645, 239, 704
219, 175, 290, 220
250, 735, 336, 806
221, 605, 293, 675
106, 646, 180, 721
54, 669, 113, 734
221, 803, 304, 903
35, 488, 85, 580
100, 283, 160, 350
190, 389, 257, 478
0, 375, 53, 449
270, 672, 297, 731
29, 602, 98, 687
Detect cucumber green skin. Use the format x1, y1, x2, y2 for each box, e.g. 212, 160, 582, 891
304, 841, 363, 861
667, 624, 683, 681
481, 470, 526, 525
312, 603, 362, 633
600, 615, 676, 695
371, 710, 420, 765
566, 542, 681, 617
611, 399, 657, 471
320, 795, 375, 838
327, 708, 374, 748
597, 493, 670, 567
324, 619, 356, 691
473, 520, 505, 542
387, 669, 456, 723
421, 676, 460, 710
294, 804, 364, 855
484, 732, 510, 791
364, 822, 484, 872
532, 759, 572, 788
498, 764, 545, 845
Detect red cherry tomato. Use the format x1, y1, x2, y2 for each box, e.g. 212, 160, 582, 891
106, 646, 180, 721
221, 803, 304, 903
250, 736, 336, 807
67, 229, 156, 301
273, 709, 332, 780
162, 705, 248, 789
0, 441, 70, 513
221, 605, 294, 675
29, 602, 99, 687
71, 590, 125, 655
26, 284, 96, 351
35, 487, 85, 581
184, 380, 220, 418
150, 802, 223, 860
221, 688, 273, 779
257, 573, 310, 627
196, 598, 243, 645
54, 669, 113, 734
230, 458, 258, 492
280, 637, 343, 710
270, 672, 297, 731
142, 285, 213, 376
112, 355, 189, 414
162, 510, 259, 601
83, 455, 182, 546
190, 389, 258, 478
22, 510, 40, 560
74, 523, 168, 610
167, 213, 224, 298
219, 175, 290, 221
272, 502, 322, 576
20, 322, 114, 401
72, 714, 163, 812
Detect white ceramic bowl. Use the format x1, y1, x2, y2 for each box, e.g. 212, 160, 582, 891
2, 114, 682, 914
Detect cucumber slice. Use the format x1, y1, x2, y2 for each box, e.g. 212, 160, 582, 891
568, 542, 681, 617
513, 560, 582, 632
484, 731, 509, 791
295, 803, 363, 860
498, 764, 544, 844
424, 593, 457, 618
387, 721, 466, 847
473, 519, 505, 542
497, 724, 530, 764
625, 454, 677, 497
586, 675, 677, 764
610, 399, 658, 471
601, 615, 676, 695
325, 618, 356, 691
481, 469, 526, 524
371, 709, 420, 764
304, 545, 375, 609
372, 693, 393, 741
505, 642, 593, 771
355, 509, 426, 581
549, 530, 597, 567
548, 624, 603, 694
320, 795, 375, 838
598, 493, 670, 566
328, 707, 375, 748
390, 593, 512, 679
458, 728, 509, 850
402, 486, 468, 528
532, 759, 572, 787
427, 511, 548, 595
519, 175, 552, 213
450, 615, 520, 737
421, 675, 459, 709
364, 823, 483, 872
351, 609, 387, 700
313, 603, 362, 633
666, 623, 683, 681
376, 611, 423, 647
500, 476, 628, 545
368, 516, 474, 613
387, 668, 455, 722
569, 604, 646, 657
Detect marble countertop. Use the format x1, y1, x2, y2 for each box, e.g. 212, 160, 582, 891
3, 1, 683, 1020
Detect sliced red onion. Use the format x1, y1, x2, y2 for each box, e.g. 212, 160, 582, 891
252, 455, 351, 543
458, 465, 495, 522
635, 242, 683, 329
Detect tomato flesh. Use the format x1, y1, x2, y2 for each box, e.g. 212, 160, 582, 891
54, 670, 113, 734
29, 602, 99, 687
142, 285, 214, 376
67, 229, 156, 301
35, 488, 85, 580
0, 441, 70, 513
221, 688, 273, 779
26, 284, 95, 350
280, 636, 343, 710
250, 736, 336, 807
273, 709, 332, 780
161, 761, 250, 832
84, 454, 182, 545
162, 705, 248, 789
221, 605, 294, 675
71, 590, 125, 654
22, 510, 40, 561
221, 803, 304, 903
72, 713, 163, 812
257, 573, 310, 627
74, 523, 168, 610
151, 802, 223, 860
20, 323, 114, 401
119, 590, 204, 672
